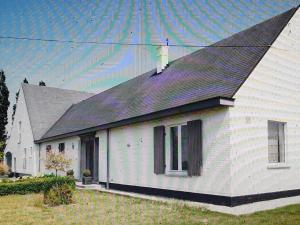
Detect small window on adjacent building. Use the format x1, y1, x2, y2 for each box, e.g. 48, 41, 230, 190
58, 143, 65, 154
46, 145, 52, 154
169, 124, 188, 172
18, 121, 22, 144
23, 148, 27, 169
268, 121, 285, 163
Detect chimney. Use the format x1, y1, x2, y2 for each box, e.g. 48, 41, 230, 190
156, 45, 168, 74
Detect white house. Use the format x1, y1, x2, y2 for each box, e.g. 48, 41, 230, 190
5, 84, 94, 176
5, 6, 300, 212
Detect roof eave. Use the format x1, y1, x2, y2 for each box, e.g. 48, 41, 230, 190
35, 96, 234, 144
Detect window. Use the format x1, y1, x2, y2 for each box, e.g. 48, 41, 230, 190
46, 145, 52, 153
154, 120, 202, 176
29, 147, 33, 170
18, 121, 21, 143
23, 148, 27, 169
58, 143, 65, 154
169, 124, 188, 172
268, 121, 285, 163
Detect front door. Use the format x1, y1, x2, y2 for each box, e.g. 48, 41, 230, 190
80, 136, 99, 183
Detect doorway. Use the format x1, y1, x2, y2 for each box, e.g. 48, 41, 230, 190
80, 135, 99, 183
5, 152, 12, 170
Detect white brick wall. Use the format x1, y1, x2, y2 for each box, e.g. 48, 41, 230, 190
40, 137, 81, 178
107, 107, 232, 195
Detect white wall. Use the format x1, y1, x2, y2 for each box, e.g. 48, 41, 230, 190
5, 86, 38, 176
230, 8, 300, 196
39, 107, 232, 196
106, 107, 232, 196
40, 131, 107, 180
40, 136, 81, 178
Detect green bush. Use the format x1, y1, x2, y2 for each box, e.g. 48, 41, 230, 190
44, 183, 74, 206
0, 176, 75, 196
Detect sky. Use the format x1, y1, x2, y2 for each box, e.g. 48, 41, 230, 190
0, 0, 299, 126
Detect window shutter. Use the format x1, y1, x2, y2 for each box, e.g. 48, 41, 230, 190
187, 120, 203, 176
154, 126, 165, 174
80, 141, 86, 179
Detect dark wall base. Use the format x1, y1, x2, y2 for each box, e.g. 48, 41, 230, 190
99, 182, 300, 207
13, 172, 31, 178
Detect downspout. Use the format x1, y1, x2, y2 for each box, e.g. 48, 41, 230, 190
106, 129, 110, 189
38, 143, 41, 173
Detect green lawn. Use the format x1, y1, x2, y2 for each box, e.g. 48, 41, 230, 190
0, 190, 299, 225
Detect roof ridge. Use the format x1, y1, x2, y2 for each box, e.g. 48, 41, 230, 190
21, 83, 95, 95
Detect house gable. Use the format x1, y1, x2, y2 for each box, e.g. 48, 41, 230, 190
21, 83, 94, 140
5, 85, 36, 175
229, 7, 300, 196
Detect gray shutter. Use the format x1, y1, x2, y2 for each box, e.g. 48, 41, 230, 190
187, 120, 203, 176
94, 138, 99, 182
154, 126, 165, 174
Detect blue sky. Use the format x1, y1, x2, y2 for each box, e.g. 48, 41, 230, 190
0, 0, 299, 123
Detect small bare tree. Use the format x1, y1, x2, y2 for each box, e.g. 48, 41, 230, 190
45, 152, 71, 176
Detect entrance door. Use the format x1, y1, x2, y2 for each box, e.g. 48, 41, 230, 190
85, 139, 94, 177
80, 136, 99, 183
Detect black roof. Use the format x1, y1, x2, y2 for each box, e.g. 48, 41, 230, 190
39, 7, 297, 142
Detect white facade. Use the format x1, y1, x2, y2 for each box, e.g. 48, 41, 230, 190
39, 136, 81, 177
5, 86, 38, 176
39, 107, 231, 196
101, 108, 231, 195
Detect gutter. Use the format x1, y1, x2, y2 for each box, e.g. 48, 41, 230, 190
35, 96, 235, 143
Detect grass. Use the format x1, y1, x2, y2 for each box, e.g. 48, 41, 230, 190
0, 190, 299, 225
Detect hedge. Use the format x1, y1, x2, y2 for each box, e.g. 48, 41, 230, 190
0, 176, 75, 196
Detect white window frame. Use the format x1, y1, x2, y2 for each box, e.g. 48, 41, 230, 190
165, 123, 188, 176
267, 120, 290, 169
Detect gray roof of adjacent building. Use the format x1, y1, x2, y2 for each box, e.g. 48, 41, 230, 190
39, 6, 298, 142
22, 83, 94, 140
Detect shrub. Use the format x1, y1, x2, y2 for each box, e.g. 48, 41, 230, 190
0, 176, 75, 196
82, 169, 91, 177
44, 183, 74, 206
45, 152, 71, 176
0, 163, 9, 176
66, 169, 74, 177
